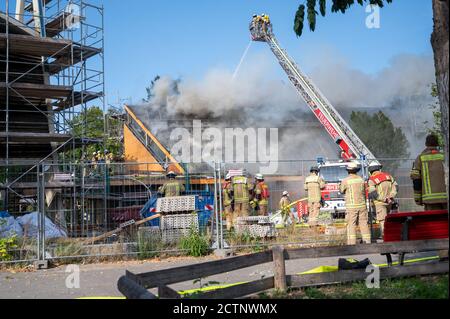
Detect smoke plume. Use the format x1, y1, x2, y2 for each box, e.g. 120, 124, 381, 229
130, 51, 436, 172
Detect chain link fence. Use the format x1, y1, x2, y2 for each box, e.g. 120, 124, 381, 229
0, 159, 422, 265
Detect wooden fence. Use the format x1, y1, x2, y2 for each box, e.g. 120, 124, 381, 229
117, 239, 449, 299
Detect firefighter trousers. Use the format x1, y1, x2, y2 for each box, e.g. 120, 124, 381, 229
234, 202, 249, 220
224, 205, 234, 231
308, 202, 321, 226
258, 204, 268, 216
346, 208, 371, 245
375, 204, 390, 237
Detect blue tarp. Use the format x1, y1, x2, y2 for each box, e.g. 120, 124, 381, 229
0, 211, 10, 218
140, 193, 214, 231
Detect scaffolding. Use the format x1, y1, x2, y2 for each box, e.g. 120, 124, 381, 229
1, 0, 105, 211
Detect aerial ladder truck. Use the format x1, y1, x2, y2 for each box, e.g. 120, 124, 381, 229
250, 18, 381, 217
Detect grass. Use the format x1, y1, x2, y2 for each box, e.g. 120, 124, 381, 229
256, 275, 449, 299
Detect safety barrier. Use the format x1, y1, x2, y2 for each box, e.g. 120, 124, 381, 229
117, 238, 449, 299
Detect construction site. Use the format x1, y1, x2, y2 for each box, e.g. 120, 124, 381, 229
0, 0, 448, 301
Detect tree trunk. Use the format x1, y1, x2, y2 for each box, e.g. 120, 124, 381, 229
431, 0, 449, 189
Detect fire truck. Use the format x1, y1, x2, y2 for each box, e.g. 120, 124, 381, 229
250, 18, 378, 219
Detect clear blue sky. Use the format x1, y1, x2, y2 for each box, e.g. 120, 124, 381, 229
101, 0, 433, 105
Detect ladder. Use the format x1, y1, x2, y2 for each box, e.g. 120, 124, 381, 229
252, 25, 377, 162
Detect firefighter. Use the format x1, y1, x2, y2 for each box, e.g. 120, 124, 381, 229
262, 13, 271, 33
367, 162, 398, 237
254, 173, 270, 216
339, 162, 371, 245
250, 14, 257, 33
279, 191, 296, 224
158, 171, 185, 197
223, 173, 234, 231
410, 134, 448, 210
232, 173, 253, 219
104, 149, 114, 164
304, 166, 325, 226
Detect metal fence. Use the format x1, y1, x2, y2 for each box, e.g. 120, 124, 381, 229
0, 159, 423, 265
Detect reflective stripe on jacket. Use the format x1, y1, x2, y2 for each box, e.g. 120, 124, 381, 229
339, 174, 367, 209
159, 180, 185, 197
304, 173, 325, 204
232, 176, 252, 203
368, 171, 398, 206
255, 181, 270, 206
410, 147, 447, 204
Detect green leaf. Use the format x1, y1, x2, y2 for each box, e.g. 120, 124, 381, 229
294, 4, 306, 37
319, 0, 326, 16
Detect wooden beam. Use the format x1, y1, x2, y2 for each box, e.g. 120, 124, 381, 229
194, 277, 274, 299
85, 214, 161, 244
135, 251, 274, 289
158, 285, 181, 299
0, 132, 71, 143
0, 82, 71, 99
284, 239, 449, 260
117, 275, 157, 300
287, 261, 449, 288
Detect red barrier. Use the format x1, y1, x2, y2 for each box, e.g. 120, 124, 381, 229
384, 210, 449, 242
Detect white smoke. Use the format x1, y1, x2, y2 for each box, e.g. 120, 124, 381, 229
131, 51, 436, 168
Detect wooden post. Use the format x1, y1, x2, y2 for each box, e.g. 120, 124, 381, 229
272, 245, 287, 292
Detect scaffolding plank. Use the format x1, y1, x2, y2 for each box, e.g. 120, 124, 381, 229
45, 12, 68, 38
0, 33, 73, 57
46, 48, 101, 74
0, 132, 72, 143
0, 34, 101, 62
0, 82, 72, 99
53, 91, 103, 110
0, 12, 38, 36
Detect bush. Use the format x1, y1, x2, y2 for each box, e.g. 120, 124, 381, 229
0, 234, 18, 262
179, 228, 210, 257
137, 230, 163, 259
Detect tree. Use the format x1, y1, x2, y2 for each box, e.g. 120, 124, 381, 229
424, 84, 444, 147
293, 0, 449, 180
350, 111, 409, 171
64, 106, 123, 161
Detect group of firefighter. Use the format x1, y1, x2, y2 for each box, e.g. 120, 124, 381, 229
250, 13, 272, 36
157, 134, 447, 245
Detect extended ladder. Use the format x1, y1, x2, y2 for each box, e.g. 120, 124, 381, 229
251, 24, 377, 161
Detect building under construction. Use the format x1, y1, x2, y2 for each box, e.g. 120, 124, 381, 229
0, 0, 106, 231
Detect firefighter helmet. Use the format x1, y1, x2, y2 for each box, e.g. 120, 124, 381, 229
310, 166, 320, 173
368, 162, 383, 173
282, 191, 289, 197
166, 171, 177, 178
255, 173, 264, 180
225, 173, 231, 180
346, 162, 360, 172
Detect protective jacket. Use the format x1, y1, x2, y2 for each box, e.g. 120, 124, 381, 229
304, 173, 325, 204
255, 181, 270, 206
223, 181, 233, 207
158, 180, 185, 197
339, 174, 367, 210
368, 171, 398, 206
410, 147, 447, 205
232, 176, 253, 204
